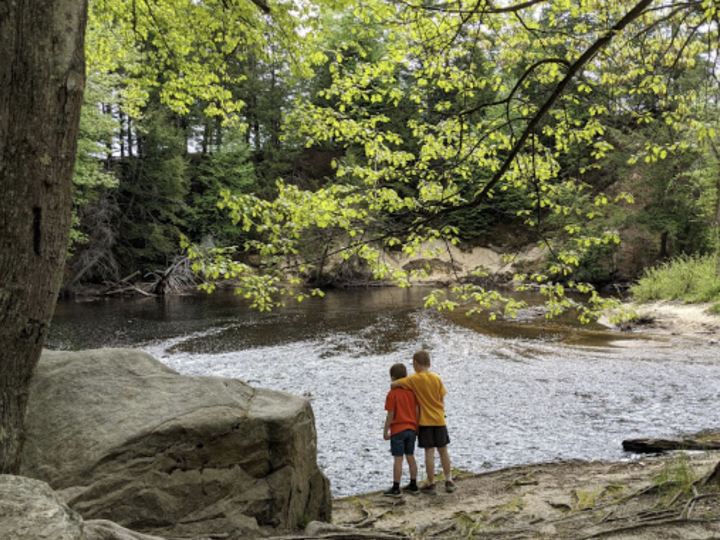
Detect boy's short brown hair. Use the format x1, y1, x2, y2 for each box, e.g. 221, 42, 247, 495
389, 363, 407, 380
413, 350, 431, 367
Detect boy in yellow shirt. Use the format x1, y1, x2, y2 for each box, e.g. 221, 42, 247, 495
391, 349, 455, 494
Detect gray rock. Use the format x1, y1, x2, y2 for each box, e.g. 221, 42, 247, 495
0, 475, 168, 540
84, 520, 166, 540
21, 349, 331, 537
0, 474, 84, 540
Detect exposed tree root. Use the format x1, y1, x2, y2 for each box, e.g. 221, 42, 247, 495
580, 517, 720, 539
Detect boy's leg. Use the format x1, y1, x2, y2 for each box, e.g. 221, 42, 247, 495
402, 430, 419, 493
384, 433, 404, 496
424, 447, 435, 484
406, 454, 418, 480
385, 436, 404, 496
438, 445, 452, 481
393, 455, 403, 483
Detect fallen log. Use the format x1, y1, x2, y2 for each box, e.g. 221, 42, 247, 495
622, 437, 720, 453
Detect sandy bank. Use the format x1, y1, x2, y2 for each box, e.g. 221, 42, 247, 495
601, 301, 720, 344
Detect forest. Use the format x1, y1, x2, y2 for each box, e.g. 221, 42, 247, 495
67, 0, 720, 315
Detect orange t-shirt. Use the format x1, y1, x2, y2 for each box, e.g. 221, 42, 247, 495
385, 387, 418, 435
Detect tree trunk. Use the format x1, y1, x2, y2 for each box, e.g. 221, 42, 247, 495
103, 103, 113, 164
119, 110, 126, 158
659, 230, 669, 259
0, 0, 87, 472
709, 139, 720, 276
127, 116, 134, 157
215, 117, 223, 149
202, 121, 209, 155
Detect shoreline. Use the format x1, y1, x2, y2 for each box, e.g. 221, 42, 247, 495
283, 447, 720, 539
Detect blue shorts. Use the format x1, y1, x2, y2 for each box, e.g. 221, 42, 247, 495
390, 429, 416, 457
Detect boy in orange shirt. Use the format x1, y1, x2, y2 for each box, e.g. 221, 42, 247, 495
383, 363, 419, 496
391, 350, 455, 494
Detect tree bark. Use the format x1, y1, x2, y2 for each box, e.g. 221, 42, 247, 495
709, 139, 720, 276
660, 230, 669, 259
0, 0, 88, 472
119, 110, 126, 158
127, 116, 134, 157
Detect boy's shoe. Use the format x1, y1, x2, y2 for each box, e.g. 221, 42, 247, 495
445, 480, 456, 493
383, 486, 402, 497
402, 482, 419, 494
420, 482, 437, 495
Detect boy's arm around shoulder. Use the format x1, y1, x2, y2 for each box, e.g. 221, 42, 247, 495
436, 372, 448, 397
390, 374, 414, 389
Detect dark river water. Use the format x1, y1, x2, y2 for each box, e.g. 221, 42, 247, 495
48, 288, 720, 496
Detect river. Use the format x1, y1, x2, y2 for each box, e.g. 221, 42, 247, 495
48, 288, 720, 496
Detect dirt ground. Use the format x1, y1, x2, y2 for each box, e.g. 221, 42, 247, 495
272, 451, 720, 539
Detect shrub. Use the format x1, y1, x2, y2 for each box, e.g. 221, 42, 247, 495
631, 255, 720, 303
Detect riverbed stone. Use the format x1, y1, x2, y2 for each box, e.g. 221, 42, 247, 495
20, 348, 331, 537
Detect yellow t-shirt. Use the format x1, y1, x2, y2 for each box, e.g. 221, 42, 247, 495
395, 371, 447, 426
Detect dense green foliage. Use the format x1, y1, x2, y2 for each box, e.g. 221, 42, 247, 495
632, 255, 720, 304
70, 75, 119, 252
69, 0, 720, 318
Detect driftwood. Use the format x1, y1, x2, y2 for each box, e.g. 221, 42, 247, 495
104, 283, 156, 297
101, 270, 157, 297
622, 437, 720, 453
99, 257, 198, 298
147, 256, 196, 295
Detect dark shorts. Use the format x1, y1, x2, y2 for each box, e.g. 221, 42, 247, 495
418, 426, 450, 448
390, 429, 416, 456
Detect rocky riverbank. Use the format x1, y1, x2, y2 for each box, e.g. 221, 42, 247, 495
2, 348, 330, 540
279, 448, 720, 539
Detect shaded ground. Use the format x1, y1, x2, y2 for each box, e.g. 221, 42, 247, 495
275, 450, 720, 539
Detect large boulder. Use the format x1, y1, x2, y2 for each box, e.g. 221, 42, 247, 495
0, 475, 162, 540
20, 349, 331, 537
0, 474, 84, 540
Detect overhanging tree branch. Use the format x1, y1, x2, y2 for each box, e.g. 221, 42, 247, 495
458, 58, 570, 117
424, 0, 656, 221
250, 0, 271, 14
394, 0, 547, 14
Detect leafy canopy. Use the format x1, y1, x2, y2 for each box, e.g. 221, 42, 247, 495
188, 0, 720, 319
86, 0, 720, 318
